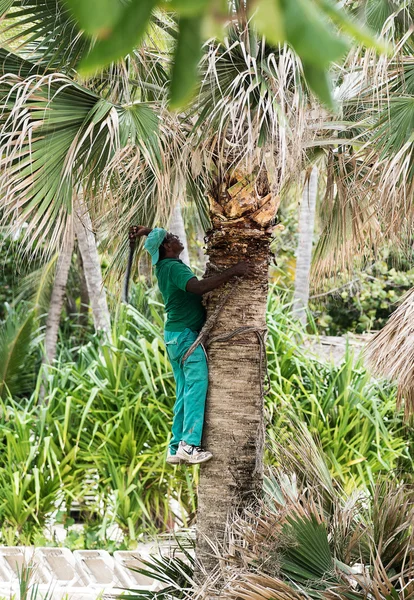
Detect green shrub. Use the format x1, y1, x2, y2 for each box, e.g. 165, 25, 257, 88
311, 257, 414, 335
40, 301, 198, 542
266, 291, 413, 491
0, 296, 197, 546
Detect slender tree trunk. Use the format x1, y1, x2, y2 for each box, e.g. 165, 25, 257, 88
138, 253, 153, 283
169, 203, 190, 266
74, 199, 111, 335
196, 170, 279, 575
292, 166, 318, 326
196, 223, 207, 271
78, 252, 90, 328
43, 226, 75, 364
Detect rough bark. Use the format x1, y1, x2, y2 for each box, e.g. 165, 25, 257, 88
292, 166, 318, 326
196, 170, 278, 576
74, 199, 111, 335
43, 227, 75, 364
169, 203, 190, 266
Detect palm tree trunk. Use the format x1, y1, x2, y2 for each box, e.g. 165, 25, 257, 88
169, 203, 190, 266
78, 252, 90, 328
74, 199, 111, 335
196, 170, 278, 573
43, 227, 75, 364
292, 166, 318, 326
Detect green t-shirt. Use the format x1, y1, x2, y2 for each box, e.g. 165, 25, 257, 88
155, 258, 206, 332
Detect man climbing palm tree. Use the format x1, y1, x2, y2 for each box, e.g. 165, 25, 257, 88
129, 226, 253, 465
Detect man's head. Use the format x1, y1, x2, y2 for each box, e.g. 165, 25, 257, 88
144, 228, 184, 265
158, 233, 184, 261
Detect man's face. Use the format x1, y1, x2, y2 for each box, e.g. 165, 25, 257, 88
165, 233, 184, 255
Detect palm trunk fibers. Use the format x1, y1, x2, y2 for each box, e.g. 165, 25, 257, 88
196, 170, 276, 579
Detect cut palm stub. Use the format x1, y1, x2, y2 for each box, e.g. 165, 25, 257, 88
365, 287, 414, 418
176, 442, 213, 464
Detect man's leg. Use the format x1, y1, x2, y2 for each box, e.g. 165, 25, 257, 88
165, 331, 187, 456
169, 358, 185, 455
181, 344, 208, 447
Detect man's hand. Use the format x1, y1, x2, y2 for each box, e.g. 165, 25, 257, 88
129, 225, 151, 242
230, 261, 255, 277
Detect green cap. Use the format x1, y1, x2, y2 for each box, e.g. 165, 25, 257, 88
144, 228, 167, 265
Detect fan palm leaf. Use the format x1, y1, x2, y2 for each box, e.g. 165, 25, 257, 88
188, 26, 310, 201
0, 0, 91, 69
365, 288, 414, 417
310, 2, 414, 279
0, 49, 161, 255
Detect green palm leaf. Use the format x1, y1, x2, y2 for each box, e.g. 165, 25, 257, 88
281, 514, 334, 585
0, 50, 160, 252
0, 0, 91, 69
0, 307, 34, 399
374, 97, 414, 179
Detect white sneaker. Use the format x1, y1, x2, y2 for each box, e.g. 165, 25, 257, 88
166, 449, 181, 464
176, 441, 213, 464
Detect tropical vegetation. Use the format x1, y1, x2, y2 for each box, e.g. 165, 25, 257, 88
129, 439, 413, 600
0, 282, 411, 552
0, 0, 413, 595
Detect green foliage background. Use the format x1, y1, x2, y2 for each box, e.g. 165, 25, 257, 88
271, 202, 414, 335
0, 282, 411, 548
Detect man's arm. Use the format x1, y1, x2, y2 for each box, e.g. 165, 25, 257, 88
186, 262, 254, 295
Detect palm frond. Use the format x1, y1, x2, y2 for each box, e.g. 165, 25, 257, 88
16, 253, 58, 316
0, 306, 34, 399
0, 51, 160, 256
362, 0, 414, 39
310, 5, 414, 277
123, 547, 195, 600
94, 102, 207, 286
0, 0, 90, 69
0, 46, 49, 76
190, 30, 310, 194
365, 287, 414, 417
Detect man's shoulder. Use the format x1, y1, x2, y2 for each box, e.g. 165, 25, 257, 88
156, 259, 175, 272
159, 259, 193, 274
157, 259, 194, 281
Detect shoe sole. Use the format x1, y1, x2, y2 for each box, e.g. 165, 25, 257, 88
175, 453, 213, 464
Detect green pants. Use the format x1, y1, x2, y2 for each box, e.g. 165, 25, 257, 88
164, 328, 208, 454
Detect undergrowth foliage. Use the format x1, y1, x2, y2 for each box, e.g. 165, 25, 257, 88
213, 440, 414, 600
118, 437, 414, 600
0, 298, 197, 546
266, 293, 413, 492
0, 284, 411, 546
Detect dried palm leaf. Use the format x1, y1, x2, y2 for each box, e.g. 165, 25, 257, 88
365, 287, 414, 417
190, 27, 312, 201
311, 3, 414, 279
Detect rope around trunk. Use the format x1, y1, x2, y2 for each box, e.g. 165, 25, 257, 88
182, 277, 270, 395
